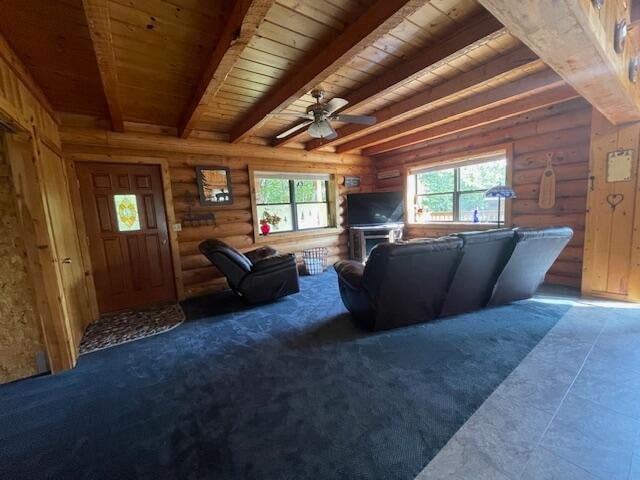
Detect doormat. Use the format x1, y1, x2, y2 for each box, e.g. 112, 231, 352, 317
79, 304, 185, 355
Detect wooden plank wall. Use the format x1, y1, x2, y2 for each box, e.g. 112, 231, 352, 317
61, 125, 374, 299
0, 34, 96, 378
0, 134, 45, 383
582, 110, 640, 301
0, 35, 60, 149
373, 98, 593, 288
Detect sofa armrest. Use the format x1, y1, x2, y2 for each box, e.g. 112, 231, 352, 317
251, 253, 296, 273
245, 246, 278, 264
240, 254, 300, 304
334, 260, 365, 289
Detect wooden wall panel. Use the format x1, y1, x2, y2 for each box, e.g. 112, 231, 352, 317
61, 126, 374, 298
374, 100, 593, 288
0, 134, 44, 383
583, 110, 640, 301
1, 35, 97, 378
0, 35, 60, 147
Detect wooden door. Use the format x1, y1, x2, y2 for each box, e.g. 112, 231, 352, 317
5, 132, 95, 370
38, 143, 94, 348
582, 110, 640, 301
77, 163, 176, 312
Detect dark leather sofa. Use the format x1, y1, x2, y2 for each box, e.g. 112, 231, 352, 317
199, 239, 300, 304
335, 227, 572, 331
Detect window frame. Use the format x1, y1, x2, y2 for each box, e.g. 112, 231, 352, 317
249, 167, 340, 243
405, 146, 513, 228
255, 178, 330, 233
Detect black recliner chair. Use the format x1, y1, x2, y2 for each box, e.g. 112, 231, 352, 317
199, 239, 300, 304
335, 237, 464, 330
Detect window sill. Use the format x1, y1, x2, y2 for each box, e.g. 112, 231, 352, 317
254, 227, 342, 244
406, 222, 503, 230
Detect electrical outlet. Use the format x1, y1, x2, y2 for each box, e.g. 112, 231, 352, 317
173, 223, 182, 232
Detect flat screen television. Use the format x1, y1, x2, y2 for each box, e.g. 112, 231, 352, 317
346, 191, 404, 226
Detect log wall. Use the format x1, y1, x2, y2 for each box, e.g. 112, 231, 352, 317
60, 125, 374, 299
373, 99, 592, 288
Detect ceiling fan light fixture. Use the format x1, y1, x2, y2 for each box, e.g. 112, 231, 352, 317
307, 120, 334, 139
272, 90, 375, 141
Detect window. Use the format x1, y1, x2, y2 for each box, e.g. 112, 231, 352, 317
408, 155, 507, 224
114, 194, 141, 231
254, 172, 334, 234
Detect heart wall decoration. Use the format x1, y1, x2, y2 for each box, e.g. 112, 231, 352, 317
606, 193, 624, 210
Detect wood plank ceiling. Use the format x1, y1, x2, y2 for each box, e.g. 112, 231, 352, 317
0, 0, 580, 158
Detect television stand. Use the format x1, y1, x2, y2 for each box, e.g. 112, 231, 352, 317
348, 224, 404, 262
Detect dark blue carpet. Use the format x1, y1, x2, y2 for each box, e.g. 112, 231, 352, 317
0, 270, 570, 480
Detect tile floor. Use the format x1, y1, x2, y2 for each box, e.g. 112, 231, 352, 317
417, 289, 640, 480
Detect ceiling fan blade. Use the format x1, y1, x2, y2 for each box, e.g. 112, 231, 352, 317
307, 120, 337, 139
269, 112, 312, 119
329, 114, 376, 125
275, 120, 313, 139
324, 97, 349, 115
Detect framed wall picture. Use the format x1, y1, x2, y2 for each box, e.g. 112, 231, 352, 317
196, 166, 233, 206
344, 176, 361, 188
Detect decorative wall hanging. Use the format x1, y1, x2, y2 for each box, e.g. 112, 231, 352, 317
606, 193, 624, 210
376, 169, 401, 180
606, 149, 633, 182
181, 191, 215, 227
196, 166, 233, 206
344, 176, 361, 188
538, 152, 556, 209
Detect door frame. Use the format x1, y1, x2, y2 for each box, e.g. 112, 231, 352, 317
69, 154, 185, 305
1, 117, 77, 371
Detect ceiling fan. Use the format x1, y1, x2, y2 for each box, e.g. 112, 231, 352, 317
270, 89, 376, 140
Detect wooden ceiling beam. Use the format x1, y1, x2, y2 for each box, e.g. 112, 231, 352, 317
82, 0, 124, 132
178, 0, 275, 139
478, 0, 640, 125
228, 0, 430, 144
363, 84, 579, 157
59, 127, 370, 165
305, 44, 537, 151
275, 13, 504, 148
335, 68, 565, 153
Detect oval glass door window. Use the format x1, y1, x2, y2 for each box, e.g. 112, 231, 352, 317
114, 194, 141, 231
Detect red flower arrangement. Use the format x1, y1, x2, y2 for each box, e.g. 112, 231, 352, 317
260, 211, 281, 235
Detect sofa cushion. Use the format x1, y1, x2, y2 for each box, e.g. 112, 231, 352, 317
334, 260, 365, 289
489, 227, 573, 305
363, 237, 464, 330
441, 229, 516, 316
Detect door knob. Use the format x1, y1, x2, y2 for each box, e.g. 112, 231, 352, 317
61, 258, 72, 264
